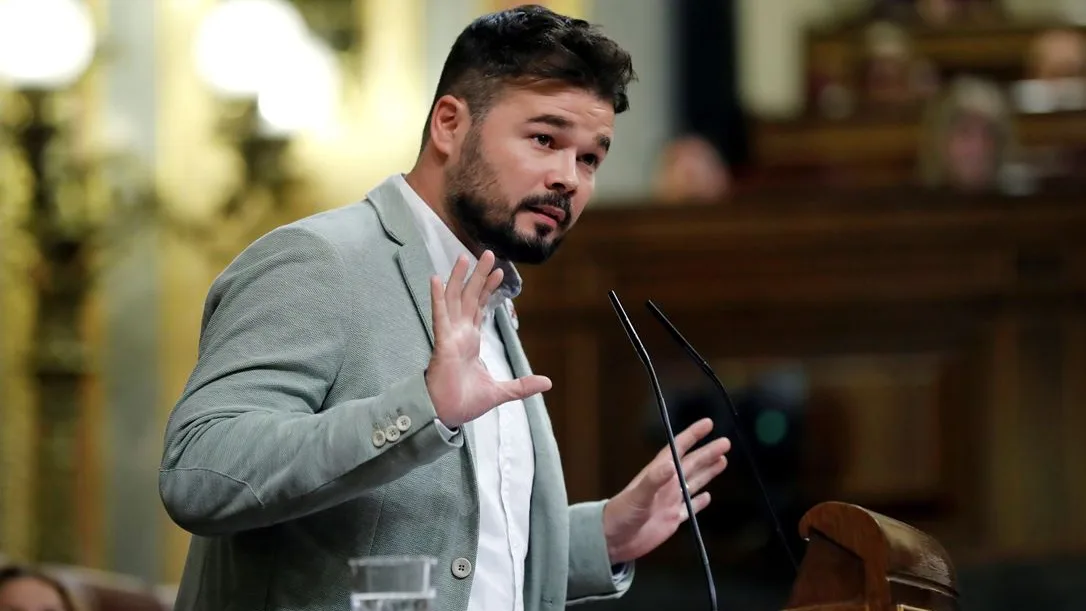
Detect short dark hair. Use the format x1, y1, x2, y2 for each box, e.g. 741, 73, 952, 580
422, 4, 636, 146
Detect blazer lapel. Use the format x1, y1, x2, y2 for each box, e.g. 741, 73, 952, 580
395, 250, 436, 347
367, 178, 436, 347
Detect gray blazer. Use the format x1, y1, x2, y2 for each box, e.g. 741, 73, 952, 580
159, 178, 633, 611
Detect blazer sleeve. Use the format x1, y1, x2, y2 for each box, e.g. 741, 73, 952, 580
566, 500, 635, 605
159, 225, 460, 537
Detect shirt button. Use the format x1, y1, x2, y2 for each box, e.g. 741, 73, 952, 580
384, 425, 401, 442
371, 429, 386, 448
396, 415, 412, 432
451, 557, 472, 579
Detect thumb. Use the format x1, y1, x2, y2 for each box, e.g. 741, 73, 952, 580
497, 375, 552, 403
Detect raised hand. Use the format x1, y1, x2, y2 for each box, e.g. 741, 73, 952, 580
601, 418, 731, 564
425, 250, 552, 428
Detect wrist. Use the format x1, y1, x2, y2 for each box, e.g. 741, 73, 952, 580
602, 499, 622, 563
425, 369, 462, 429
433, 418, 460, 442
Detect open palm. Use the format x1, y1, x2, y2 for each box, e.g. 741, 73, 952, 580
603, 419, 731, 564
425, 250, 552, 428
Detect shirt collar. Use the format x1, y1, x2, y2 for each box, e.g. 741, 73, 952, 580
392, 174, 522, 307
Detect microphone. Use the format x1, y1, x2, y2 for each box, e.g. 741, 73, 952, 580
607, 291, 718, 611
645, 299, 801, 574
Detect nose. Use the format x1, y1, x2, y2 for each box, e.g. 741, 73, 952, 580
545, 150, 580, 195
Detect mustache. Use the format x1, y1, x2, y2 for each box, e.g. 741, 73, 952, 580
517, 192, 572, 225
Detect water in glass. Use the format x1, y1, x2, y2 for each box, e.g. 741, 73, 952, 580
349, 592, 432, 611
348, 556, 436, 611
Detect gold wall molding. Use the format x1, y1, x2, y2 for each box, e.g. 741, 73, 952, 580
0, 0, 110, 566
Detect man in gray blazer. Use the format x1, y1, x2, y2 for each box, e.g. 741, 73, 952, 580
159, 5, 732, 611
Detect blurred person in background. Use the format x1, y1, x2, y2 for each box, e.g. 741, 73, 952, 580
919, 76, 1020, 193
1019, 28, 1086, 181
866, 0, 998, 25
1028, 28, 1086, 83
861, 21, 939, 112
652, 134, 731, 205
0, 566, 77, 611
917, 0, 998, 25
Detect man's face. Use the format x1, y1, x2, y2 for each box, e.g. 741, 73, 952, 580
443, 84, 615, 264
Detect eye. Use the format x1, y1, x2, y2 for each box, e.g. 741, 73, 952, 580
532, 134, 553, 147
580, 154, 600, 168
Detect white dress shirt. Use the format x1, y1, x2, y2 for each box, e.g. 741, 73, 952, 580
394, 174, 535, 611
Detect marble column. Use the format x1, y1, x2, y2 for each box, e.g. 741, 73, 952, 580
99, 0, 163, 582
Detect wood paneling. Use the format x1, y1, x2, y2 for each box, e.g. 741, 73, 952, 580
806, 21, 1086, 84
515, 187, 1086, 567
753, 110, 1086, 169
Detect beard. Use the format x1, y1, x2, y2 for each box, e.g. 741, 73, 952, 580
444, 128, 572, 265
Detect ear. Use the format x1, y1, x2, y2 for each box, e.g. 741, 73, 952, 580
428, 94, 470, 157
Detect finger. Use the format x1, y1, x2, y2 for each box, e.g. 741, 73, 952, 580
651, 442, 728, 502
463, 250, 495, 308
663, 418, 715, 460
473, 268, 505, 328
430, 275, 450, 343
642, 423, 719, 497
676, 455, 728, 501
680, 437, 732, 474
474, 303, 485, 329
648, 420, 715, 485
645, 457, 677, 491
677, 492, 711, 522
479, 266, 504, 308
659, 439, 729, 500
496, 375, 553, 404
445, 254, 470, 320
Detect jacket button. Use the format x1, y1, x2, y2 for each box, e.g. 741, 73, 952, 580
371, 430, 386, 448
384, 425, 401, 442
396, 415, 412, 432
451, 557, 472, 579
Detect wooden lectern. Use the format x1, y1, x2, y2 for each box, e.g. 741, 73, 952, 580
783, 502, 958, 611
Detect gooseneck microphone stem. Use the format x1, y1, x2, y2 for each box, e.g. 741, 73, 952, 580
646, 300, 801, 574
608, 291, 718, 611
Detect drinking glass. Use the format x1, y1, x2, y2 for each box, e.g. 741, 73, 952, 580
348, 555, 437, 611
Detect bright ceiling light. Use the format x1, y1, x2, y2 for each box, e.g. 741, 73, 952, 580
0, 0, 96, 89
256, 35, 340, 136
193, 0, 309, 98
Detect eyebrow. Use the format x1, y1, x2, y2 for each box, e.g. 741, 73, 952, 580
527, 113, 573, 130
527, 114, 611, 153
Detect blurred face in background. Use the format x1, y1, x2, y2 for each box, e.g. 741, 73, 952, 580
0, 576, 68, 611
1028, 28, 1086, 81
944, 111, 999, 191
653, 136, 730, 204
